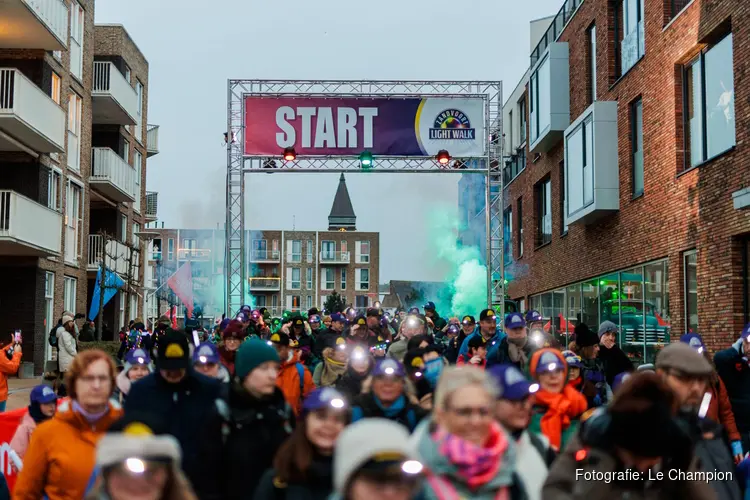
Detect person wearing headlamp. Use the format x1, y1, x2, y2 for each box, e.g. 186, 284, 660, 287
270, 332, 315, 416
254, 388, 350, 500
388, 314, 426, 363
459, 309, 503, 359
218, 319, 247, 378
313, 339, 349, 388
192, 342, 230, 383
486, 312, 532, 371
423, 301, 447, 333
346, 315, 379, 349
365, 307, 394, 345
113, 348, 153, 405
314, 313, 346, 359
570, 323, 610, 408
335, 346, 375, 402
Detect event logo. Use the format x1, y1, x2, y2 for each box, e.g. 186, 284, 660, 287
0, 443, 13, 475
429, 109, 475, 140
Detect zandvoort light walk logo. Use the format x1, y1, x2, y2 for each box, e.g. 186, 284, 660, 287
429, 109, 475, 140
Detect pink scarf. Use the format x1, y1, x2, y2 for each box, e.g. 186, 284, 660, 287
432, 422, 508, 490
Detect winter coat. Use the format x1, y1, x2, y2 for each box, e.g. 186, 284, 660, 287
351, 392, 425, 432
224, 386, 295, 499
597, 343, 633, 387
580, 358, 609, 408
253, 455, 334, 500
442, 333, 465, 364
124, 369, 227, 500
334, 367, 370, 402
386, 337, 409, 362
9, 413, 37, 460
487, 337, 532, 372
689, 416, 742, 500
13, 400, 122, 500
528, 403, 581, 453
56, 327, 77, 373
707, 376, 741, 442
111, 367, 151, 405
277, 351, 315, 416
218, 345, 237, 377
312, 330, 342, 358
512, 431, 551, 500
0, 349, 22, 401
459, 328, 504, 357
411, 418, 527, 500
456, 354, 486, 369
715, 341, 750, 434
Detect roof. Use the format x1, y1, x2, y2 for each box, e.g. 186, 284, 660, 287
328, 174, 356, 230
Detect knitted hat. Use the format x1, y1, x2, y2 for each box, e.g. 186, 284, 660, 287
333, 419, 421, 495
574, 323, 599, 348
156, 331, 190, 370
598, 321, 619, 338
97, 419, 181, 470
30, 385, 57, 405
192, 343, 220, 365
61, 315, 74, 325
222, 320, 247, 340
235, 337, 280, 380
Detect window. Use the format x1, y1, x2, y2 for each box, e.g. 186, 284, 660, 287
69, 1, 83, 80
588, 25, 597, 103
51, 72, 61, 104
288, 240, 301, 262
306, 268, 313, 289
631, 97, 644, 196
53, 50, 62, 61
619, 0, 645, 75
321, 240, 335, 261
133, 222, 140, 248
356, 241, 370, 264
288, 268, 301, 290
167, 238, 174, 260
48, 169, 61, 211
669, 0, 692, 20
124, 65, 131, 84
121, 214, 128, 242
123, 139, 130, 164
517, 197, 524, 257
684, 33, 735, 169
356, 269, 370, 291
65, 181, 82, 263
518, 97, 527, 144
133, 150, 142, 211
67, 93, 82, 171
272, 294, 278, 312
684, 250, 698, 333
536, 179, 552, 246
252, 239, 267, 260
307, 296, 313, 310
306, 240, 313, 263
508, 110, 513, 149
529, 55, 550, 143
565, 115, 593, 216
64, 276, 77, 314
560, 162, 568, 233
503, 207, 512, 264
323, 268, 335, 290
341, 268, 347, 290
355, 295, 369, 309
287, 295, 301, 311
44, 272, 55, 360
135, 80, 144, 142
130, 293, 138, 321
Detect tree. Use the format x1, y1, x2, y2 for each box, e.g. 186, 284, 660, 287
324, 291, 346, 314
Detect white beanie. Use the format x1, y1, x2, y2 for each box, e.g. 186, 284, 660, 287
333, 418, 418, 494
97, 432, 182, 469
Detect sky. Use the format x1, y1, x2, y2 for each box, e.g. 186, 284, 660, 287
95, 0, 562, 284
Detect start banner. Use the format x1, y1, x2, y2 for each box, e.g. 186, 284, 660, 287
243, 96, 486, 157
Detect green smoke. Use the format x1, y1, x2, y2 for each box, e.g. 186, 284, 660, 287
427, 206, 487, 316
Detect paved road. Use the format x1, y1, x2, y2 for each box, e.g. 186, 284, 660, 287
6, 378, 45, 411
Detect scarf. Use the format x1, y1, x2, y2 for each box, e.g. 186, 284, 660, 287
534, 386, 588, 450
432, 421, 508, 490
321, 356, 347, 387
72, 400, 109, 423
507, 342, 529, 366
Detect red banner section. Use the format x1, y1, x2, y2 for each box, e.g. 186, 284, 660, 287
167, 262, 194, 318
0, 408, 28, 491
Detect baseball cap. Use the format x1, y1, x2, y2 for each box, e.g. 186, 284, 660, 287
354, 316, 367, 327
30, 384, 57, 405
679, 333, 706, 354
655, 342, 713, 376
366, 308, 383, 318
423, 301, 436, 311
479, 309, 497, 322
612, 371, 632, 393
467, 335, 487, 350
741, 324, 750, 340
309, 314, 321, 324
504, 312, 526, 329
292, 317, 305, 328
193, 343, 220, 365
302, 387, 348, 414
408, 307, 420, 315
372, 358, 406, 378
525, 310, 543, 323
269, 332, 291, 347
532, 349, 566, 375
461, 315, 476, 325
488, 364, 539, 401
157, 331, 190, 370
331, 313, 346, 323
561, 350, 582, 368
125, 348, 151, 366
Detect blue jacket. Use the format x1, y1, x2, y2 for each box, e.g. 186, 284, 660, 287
715, 340, 750, 434
458, 327, 505, 357
351, 393, 424, 432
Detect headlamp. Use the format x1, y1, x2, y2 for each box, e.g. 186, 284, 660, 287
402, 460, 423, 475
337, 343, 346, 350
414, 371, 422, 378
530, 331, 544, 346
137, 357, 144, 364
529, 383, 540, 393
384, 367, 395, 375
353, 350, 364, 360
266, 341, 273, 346
199, 356, 207, 364
125, 457, 145, 474
330, 398, 345, 409
547, 363, 558, 372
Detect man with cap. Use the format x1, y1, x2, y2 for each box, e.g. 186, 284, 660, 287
715, 323, 750, 455
313, 312, 346, 359
346, 315, 379, 348
329, 419, 424, 500
490, 364, 551, 500
423, 301, 447, 333
223, 337, 295, 498
193, 342, 230, 383
271, 332, 315, 416
387, 313, 427, 363
657, 342, 742, 500
486, 312, 533, 371
597, 320, 633, 387
351, 358, 425, 432
286, 315, 316, 364
459, 308, 505, 359
366, 307, 394, 345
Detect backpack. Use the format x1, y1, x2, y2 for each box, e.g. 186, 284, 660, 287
295, 363, 305, 396
48, 324, 59, 347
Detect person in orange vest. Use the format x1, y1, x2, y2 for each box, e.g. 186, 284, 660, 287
270, 332, 315, 416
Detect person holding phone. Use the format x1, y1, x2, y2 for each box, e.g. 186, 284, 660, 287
0, 332, 23, 412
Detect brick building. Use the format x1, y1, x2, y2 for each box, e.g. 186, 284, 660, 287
0, 2, 157, 372
501, 0, 747, 364
145, 174, 380, 321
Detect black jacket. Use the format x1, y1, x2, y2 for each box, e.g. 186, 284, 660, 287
715, 344, 750, 433
253, 456, 334, 500
686, 414, 742, 500
224, 385, 295, 499
488, 337, 533, 371
597, 344, 633, 387
125, 368, 227, 500
312, 329, 342, 358
334, 365, 370, 402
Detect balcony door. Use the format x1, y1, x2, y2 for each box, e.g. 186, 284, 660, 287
253, 239, 267, 259
65, 181, 82, 264
322, 241, 335, 260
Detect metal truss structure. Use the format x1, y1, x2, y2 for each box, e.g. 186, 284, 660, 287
226, 80, 504, 317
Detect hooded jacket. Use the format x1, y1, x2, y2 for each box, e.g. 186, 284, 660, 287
715, 339, 750, 434
277, 351, 315, 416
9, 413, 38, 461
13, 400, 122, 500
0, 348, 22, 402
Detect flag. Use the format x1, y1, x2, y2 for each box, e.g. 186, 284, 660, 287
167, 262, 194, 319
88, 267, 126, 320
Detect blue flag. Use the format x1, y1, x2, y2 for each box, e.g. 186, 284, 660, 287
88, 267, 125, 320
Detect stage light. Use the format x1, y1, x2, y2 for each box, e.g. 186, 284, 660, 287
283, 147, 297, 162
359, 151, 373, 169
437, 150, 451, 165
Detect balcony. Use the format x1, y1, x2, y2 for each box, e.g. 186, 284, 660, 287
91, 62, 138, 125
0, 69, 65, 153
248, 277, 281, 292
146, 125, 159, 157
178, 248, 211, 261
250, 249, 281, 263
145, 191, 158, 221
0, 0, 68, 50
320, 251, 350, 264
88, 235, 139, 275
148, 251, 162, 262
529, 43, 570, 155
91, 148, 137, 203
0, 191, 62, 256
564, 101, 619, 225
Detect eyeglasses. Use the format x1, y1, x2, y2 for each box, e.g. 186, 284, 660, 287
79, 375, 110, 384
446, 405, 492, 418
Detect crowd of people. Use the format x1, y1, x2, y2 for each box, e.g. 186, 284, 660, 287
3, 302, 750, 499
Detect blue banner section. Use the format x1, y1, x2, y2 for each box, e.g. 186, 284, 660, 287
88, 267, 125, 320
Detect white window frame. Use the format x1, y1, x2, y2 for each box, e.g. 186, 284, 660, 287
121, 214, 128, 243
288, 240, 301, 263
589, 24, 597, 103
307, 295, 313, 310
529, 54, 551, 144
133, 150, 142, 213
123, 139, 130, 165
356, 268, 370, 291
306, 240, 313, 263
69, 1, 84, 81
289, 268, 301, 290
168, 238, 174, 260
133, 222, 141, 248
51, 72, 61, 104
44, 272, 55, 360
684, 249, 698, 333
356, 241, 370, 264
565, 115, 594, 219
135, 80, 144, 143
67, 92, 82, 171
130, 293, 138, 321
65, 180, 83, 263
323, 268, 335, 290
48, 167, 62, 212
119, 293, 126, 330
306, 267, 313, 289
64, 276, 77, 314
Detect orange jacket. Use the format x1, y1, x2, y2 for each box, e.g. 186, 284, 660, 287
0, 349, 22, 401
276, 351, 315, 416
13, 400, 123, 500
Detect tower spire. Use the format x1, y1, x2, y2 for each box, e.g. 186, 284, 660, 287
328, 174, 356, 231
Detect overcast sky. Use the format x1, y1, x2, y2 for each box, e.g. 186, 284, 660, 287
95, 0, 561, 283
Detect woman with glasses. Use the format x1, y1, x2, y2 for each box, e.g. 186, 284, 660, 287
412, 366, 527, 499
14, 350, 123, 500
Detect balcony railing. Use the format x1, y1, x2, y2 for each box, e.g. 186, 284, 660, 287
0, 68, 65, 153
621, 21, 645, 75
88, 234, 139, 275
503, 149, 526, 186
530, 0, 584, 67
320, 251, 351, 264
178, 248, 211, 260
149, 251, 162, 262
250, 249, 280, 262
0, 191, 62, 256
92, 62, 138, 125
145, 191, 158, 221
248, 277, 281, 291
0, 0, 68, 50
91, 148, 137, 202
146, 124, 159, 157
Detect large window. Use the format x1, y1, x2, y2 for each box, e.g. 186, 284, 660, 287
288, 268, 301, 290
529, 55, 551, 143
252, 239, 267, 260
631, 97, 644, 196
684, 250, 698, 332
518, 97, 527, 144
684, 33, 735, 169
65, 181, 82, 264
559, 162, 568, 234
69, 1, 83, 80
565, 115, 593, 217
588, 24, 597, 103
67, 92, 82, 171
669, 0, 692, 21
536, 179, 552, 247
48, 169, 61, 211
306, 268, 313, 289
288, 240, 301, 263
64, 276, 77, 314
503, 207, 512, 264
322, 240, 335, 260
135, 80, 144, 142
306, 240, 313, 263
356, 269, 369, 291
341, 268, 347, 290
620, 0, 645, 74
323, 268, 334, 290
356, 241, 370, 264
167, 238, 174, 260
517, 197, 524, 257
51, 72, 61, 104
45, 272, 55, 360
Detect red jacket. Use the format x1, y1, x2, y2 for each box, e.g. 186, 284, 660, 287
456, 354, 486, 369
707, 377, 741, 442
276, 351, 315, 416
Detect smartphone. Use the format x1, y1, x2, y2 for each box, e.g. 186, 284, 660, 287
14, 330, 21, 344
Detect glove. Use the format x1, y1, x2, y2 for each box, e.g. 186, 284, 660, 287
732, 440, 743, 457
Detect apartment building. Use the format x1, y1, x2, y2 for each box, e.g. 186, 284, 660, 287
501, 0, 746, 363
0, 1, 157, 371
146, 174, 380, 320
